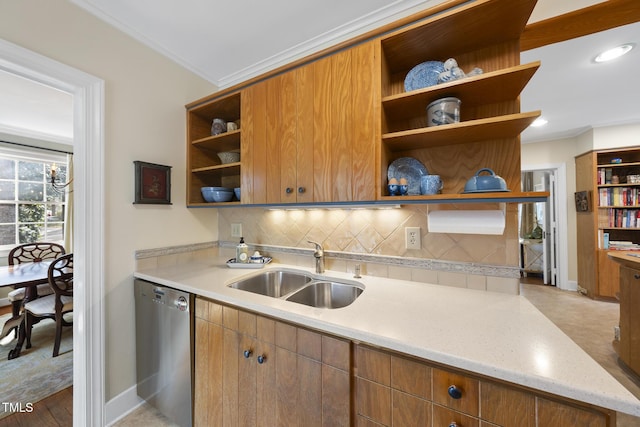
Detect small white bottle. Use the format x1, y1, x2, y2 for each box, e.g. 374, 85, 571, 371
236, 237, 249, 263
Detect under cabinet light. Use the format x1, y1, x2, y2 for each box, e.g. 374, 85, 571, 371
265, 204, 402, 211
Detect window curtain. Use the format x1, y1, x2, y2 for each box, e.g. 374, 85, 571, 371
64, 154, 73, 252
520, 172, 536, 238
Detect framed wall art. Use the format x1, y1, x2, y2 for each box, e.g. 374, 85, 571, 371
574, 190, 591, 212
133, 161, 172, 205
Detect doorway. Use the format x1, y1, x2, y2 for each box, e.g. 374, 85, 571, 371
0, 39, 105, 425
521, 163, 571, 291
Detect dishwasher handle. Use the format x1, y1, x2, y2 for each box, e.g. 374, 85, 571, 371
175, 296, 188, 312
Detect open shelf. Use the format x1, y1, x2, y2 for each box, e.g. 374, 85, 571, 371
382, 111, 540, 152
187, 92, 242, 206
379, 191, 548, 204
192, 130, 241, 152
382, 62, 540, 122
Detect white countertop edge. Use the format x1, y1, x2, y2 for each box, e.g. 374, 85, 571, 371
133, 260, 640, 417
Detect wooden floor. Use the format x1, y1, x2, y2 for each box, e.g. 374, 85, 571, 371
0, 387, 72, 427
0, 304, 72, 426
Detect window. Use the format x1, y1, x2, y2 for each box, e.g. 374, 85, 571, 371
0, 144, 69, 249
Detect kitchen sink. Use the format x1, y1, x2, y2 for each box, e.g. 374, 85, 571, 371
227, 269, 364, 309
285, 281, 364, 309
227, 269, 313, 297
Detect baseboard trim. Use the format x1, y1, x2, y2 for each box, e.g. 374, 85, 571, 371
104, 385, 144, 426
565, 280, 579, 292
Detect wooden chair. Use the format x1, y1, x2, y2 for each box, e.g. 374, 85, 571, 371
7, 242, 66, 312
23, 253, 73, 357
3, 242, 65, 339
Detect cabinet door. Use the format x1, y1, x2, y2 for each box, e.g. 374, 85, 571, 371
312, 41, 378, 202
619, 266, 640, 374
243, 67, 314, 204
432, 368, 479, 417
294, 64, 315, 203
194, 317, 224, 427
597, 250, 620, 298
480, 381, 534, 427
537, 398, 608, 427
241, 80, 268, 204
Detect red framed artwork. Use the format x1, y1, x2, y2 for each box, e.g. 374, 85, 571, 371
133, 161, 172, 204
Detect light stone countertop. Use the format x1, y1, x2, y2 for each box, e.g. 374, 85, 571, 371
134, 254, 640, 417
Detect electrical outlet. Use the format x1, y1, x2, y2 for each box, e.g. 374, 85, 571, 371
231, 223, 242, 238
405, 227, 421, 250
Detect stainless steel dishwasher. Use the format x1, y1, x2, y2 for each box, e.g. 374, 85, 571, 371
134, 279, 193, 427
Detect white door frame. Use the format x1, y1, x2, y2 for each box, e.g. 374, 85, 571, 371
522, 162, 572, 291
0, 39, 105, 425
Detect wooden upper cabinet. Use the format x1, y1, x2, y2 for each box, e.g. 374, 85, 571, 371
191, 0, 547, 207
242, 67, 314, 204
242, 41, 378, 204
312, 41, 379, 203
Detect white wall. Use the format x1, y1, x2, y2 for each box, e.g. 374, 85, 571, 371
0, 0, 218, 399
522, 137, 579, 283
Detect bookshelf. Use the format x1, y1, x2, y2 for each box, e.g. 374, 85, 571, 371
576, 148, 640, 299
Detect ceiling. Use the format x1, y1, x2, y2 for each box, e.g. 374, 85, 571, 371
1, 0, 638, 145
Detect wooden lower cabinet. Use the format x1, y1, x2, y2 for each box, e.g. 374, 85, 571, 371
194, 297, 350, 426
195, 299, 614, 427
354, 344, 615, 427
618, 265, 640, 377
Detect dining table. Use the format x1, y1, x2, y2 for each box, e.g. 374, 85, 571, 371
0, 261, 53, 359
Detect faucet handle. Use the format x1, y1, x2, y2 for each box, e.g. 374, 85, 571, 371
308, 240, 323, 251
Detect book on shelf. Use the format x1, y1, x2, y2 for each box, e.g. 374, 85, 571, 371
608, 240, 640, 250
599, 187, 640, 207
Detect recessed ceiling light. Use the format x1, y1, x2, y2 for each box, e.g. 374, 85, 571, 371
594, 43, 635, 63
531, 118, 548, 128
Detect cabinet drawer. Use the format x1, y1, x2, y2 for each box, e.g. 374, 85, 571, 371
392, 389, 432, 427
391, 354, 431, 400
433, 368, 479, 416
433, 404, 479, 427
356, 378, 391, 426
357, 345, 391, 385
480, 381, 534, 427
537, 398, 609, 427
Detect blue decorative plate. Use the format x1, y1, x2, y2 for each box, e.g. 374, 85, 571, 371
404, 61, 445, 91
387, 157, 428, 195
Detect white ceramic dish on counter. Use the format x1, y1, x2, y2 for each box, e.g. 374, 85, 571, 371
226, 257, 272, 269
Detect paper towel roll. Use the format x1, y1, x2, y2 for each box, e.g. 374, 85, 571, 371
428, 210, 505, 235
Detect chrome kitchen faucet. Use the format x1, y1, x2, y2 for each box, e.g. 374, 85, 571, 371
308, 240, 325, 274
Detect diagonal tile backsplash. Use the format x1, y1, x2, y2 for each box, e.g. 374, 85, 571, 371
218, 204, 516, 265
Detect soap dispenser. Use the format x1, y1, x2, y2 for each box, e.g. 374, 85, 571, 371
236, 237, 249, 263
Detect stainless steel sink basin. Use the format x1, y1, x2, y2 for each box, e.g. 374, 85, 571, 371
227, 269, 313, 297
227, 269, 364, 309
285, 281, 364, 309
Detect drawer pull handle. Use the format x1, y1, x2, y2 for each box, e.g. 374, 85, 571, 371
448, 385, 463, 399
257, 354, 266, 364
634, 274, 640, 280
298, 187, 305, 194
285, 187, 293, 194
449, 423, 458, 427
243, 349, 252, 358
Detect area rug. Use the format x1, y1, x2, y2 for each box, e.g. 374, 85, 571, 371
0, 313, 73, 419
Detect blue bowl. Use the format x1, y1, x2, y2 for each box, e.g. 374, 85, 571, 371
234, 187, 241, 201
212, 190, 233, 202
201, 187, 233, 202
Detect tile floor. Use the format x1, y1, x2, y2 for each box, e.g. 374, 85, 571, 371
113, 282, 640, 426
